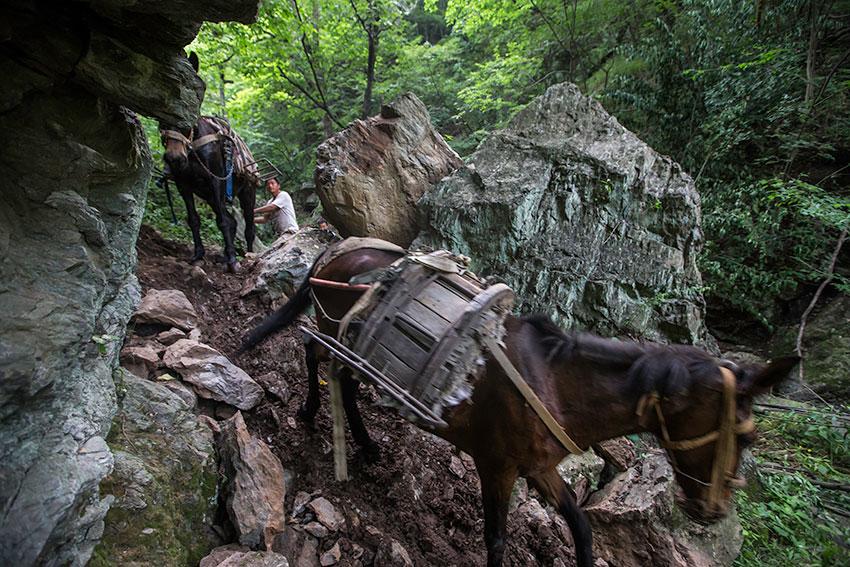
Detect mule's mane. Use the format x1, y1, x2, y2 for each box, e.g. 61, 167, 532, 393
521, 314, 721, 399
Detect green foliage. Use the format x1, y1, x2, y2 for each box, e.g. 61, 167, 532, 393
143, 181, 223, 247
736, 407, 850, 566
91, 334, 119, 356
736, 474, 846, 566
144, 0, 849, 330
701, 178, 850, 325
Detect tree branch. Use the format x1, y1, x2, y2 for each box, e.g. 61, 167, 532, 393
795, 227, 848, 384
276, 64, 346, 129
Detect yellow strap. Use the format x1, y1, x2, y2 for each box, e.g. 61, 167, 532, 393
484, 336, 584, 455
192, 133, 221, 150
707, 367, 739, 509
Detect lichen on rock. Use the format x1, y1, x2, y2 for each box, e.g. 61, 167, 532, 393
416, 82, 712, 346
90, 371, 220, 566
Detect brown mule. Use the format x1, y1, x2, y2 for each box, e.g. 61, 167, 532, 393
240, 244, 798, 567
160, 54, 258, 273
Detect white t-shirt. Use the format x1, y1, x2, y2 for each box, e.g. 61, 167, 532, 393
267, 192, 299, 235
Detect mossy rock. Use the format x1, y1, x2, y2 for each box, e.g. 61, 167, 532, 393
771, 295, 850, 402
91, 372, 220, 566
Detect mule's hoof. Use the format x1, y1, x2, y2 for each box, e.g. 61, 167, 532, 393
226, 261, 240, 274
359, 442, 381, 464
297, 403, 318, 429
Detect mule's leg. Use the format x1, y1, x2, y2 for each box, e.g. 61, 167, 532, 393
528, 468, 593, 567
476, 462, 518, 567
298, 336, 321, 426
238, 182, 257, 253
179, 186, 205, 262
339, 370, 379, 460
211, 193, 239, 270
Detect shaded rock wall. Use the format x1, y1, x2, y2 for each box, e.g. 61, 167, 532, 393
315, 93, 462, 247
89, 372, 219, 566
417, 83, 711, 345
0, 91, 149, 566
0, 1, 257, 564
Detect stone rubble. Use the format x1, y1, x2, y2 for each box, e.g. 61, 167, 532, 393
163, 339, 264, 410
307, 497, 345, 532
132, 288, 200, 332
119, 345, 161, 379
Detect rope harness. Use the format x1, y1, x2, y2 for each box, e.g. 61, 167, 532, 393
160, 128, 235, 196
636, 367, 754, 512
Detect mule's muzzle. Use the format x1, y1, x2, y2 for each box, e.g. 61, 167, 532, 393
164, 151, 188, 170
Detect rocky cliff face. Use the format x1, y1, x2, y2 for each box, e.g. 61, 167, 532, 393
0, 2, 257, 564
417, 83, 711, 345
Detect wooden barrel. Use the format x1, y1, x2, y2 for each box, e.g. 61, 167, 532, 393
348, 252, 515, 421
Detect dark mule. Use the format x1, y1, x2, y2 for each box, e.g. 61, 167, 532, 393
240, 246, 798, 567
160, 55, 257, 273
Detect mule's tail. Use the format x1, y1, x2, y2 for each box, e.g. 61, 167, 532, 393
237, 273, 313, 356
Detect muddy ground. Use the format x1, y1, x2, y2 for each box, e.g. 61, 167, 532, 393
136, 225, 578, 566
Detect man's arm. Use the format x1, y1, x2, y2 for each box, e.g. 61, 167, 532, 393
254, 203, 279, 214
254, 215, 268, 224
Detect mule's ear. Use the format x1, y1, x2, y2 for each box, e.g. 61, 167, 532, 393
740, 356, 800, 397
188, 51, 200, 72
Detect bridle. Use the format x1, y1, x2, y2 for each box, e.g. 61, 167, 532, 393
159, 128, 233, 182
636, 366, 755, 513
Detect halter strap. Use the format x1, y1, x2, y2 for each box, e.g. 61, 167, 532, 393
635, 366, 753, 511
160, 129, 221, 151
160, 129, 193, 145
191, 133, 221, 150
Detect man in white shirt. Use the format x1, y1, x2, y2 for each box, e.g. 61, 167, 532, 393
254, 177, 299, 236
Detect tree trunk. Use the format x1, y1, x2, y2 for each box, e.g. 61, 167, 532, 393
805, 0, 819, 105
362, 29, 377, 119
218, 67, 228, 118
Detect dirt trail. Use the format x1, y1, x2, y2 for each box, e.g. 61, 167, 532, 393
136, 226, 577, 566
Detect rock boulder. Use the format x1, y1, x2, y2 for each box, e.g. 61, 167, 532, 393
163, 339, 264, 410
243, 228, 337, 302
315, 93, 462, 247
90, 372, 219, 566
0, 1, 258, 564
218, 412, 287, 550
132, 288, 200, 332
585, 450, 742, 566
416, 82, 710, 345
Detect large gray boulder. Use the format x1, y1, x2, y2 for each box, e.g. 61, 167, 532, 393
0, 1, 258, 564
90, 372, 219, 566
585, 451, 743, 566
417, 83, 710, 345
0, 96, 148, 566
315, 93, 462, 247
242, 228, 338, 302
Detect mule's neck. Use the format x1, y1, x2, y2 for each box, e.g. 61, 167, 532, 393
553, 361, 649, 449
